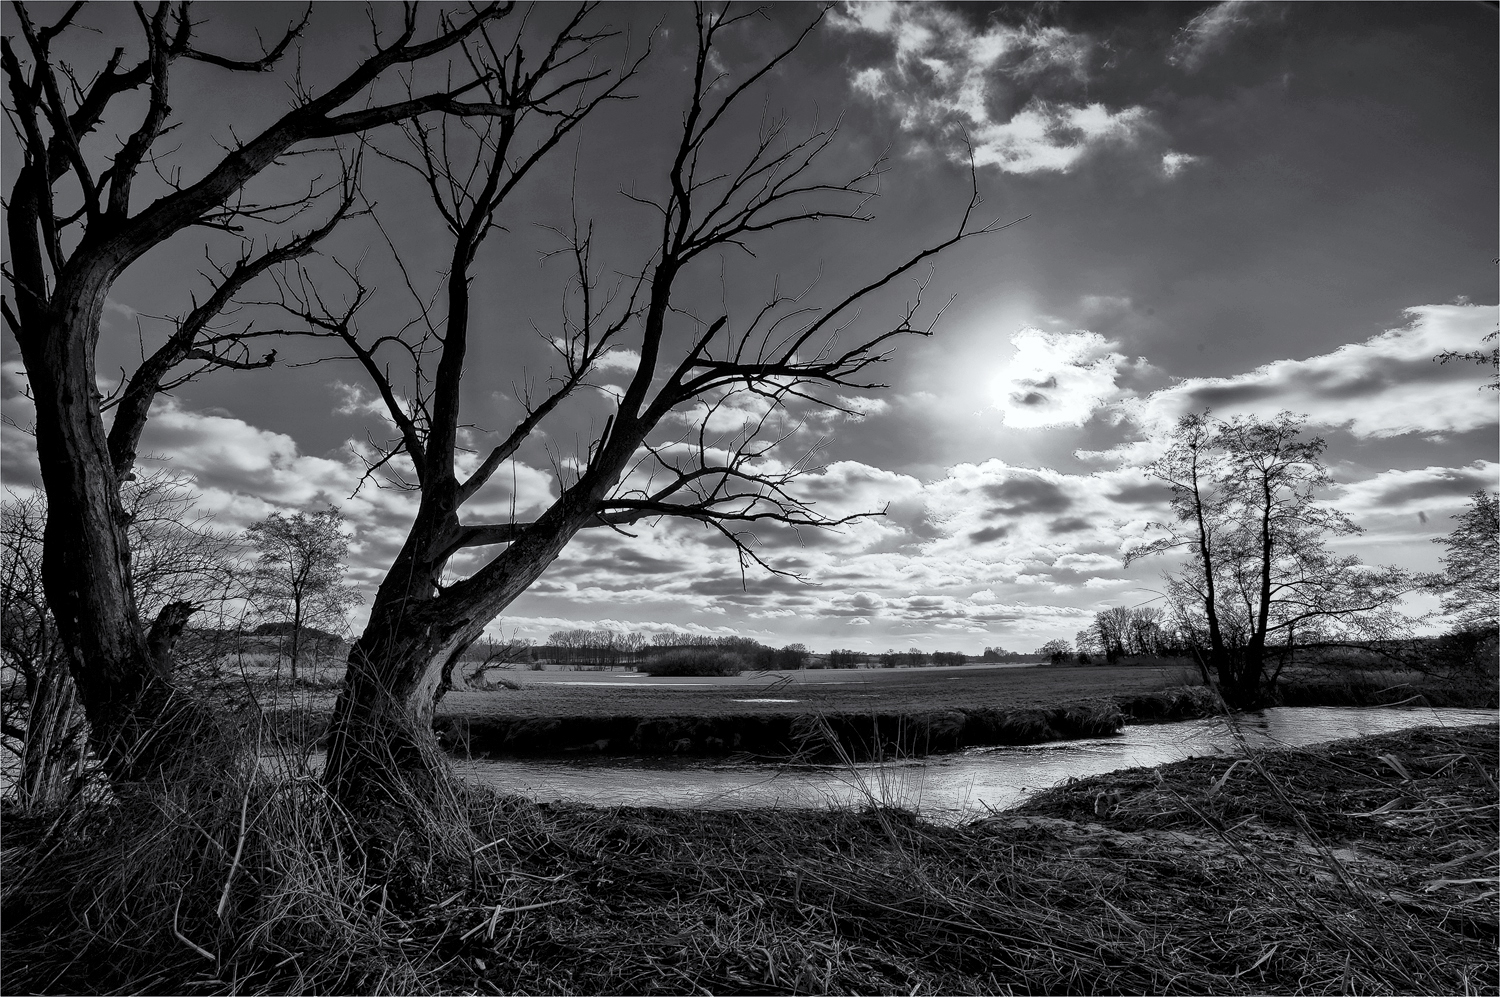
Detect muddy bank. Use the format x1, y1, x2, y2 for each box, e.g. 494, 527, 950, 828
434, 685, 1222, 760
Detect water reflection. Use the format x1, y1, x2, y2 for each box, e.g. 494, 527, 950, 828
455, 707, 1498, 822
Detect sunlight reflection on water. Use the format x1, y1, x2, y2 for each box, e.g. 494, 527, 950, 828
453, 707, 1498, 823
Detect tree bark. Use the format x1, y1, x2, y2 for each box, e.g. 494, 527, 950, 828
17, 286, 230, 785
322, 483, 613, 806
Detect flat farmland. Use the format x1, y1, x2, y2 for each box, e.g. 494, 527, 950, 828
437, 662, 1200, 722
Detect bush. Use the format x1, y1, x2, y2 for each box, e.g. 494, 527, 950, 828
638, 649, 744, 677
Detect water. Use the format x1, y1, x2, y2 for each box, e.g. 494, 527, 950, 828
454, 707, 1498, 822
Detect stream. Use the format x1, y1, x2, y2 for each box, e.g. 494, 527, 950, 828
454, 706, 1498, 822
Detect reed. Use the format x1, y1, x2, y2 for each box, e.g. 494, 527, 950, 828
3, 718, 1494, 995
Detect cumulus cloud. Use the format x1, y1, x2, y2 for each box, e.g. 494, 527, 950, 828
1128, 305, 1499, 438
990, 329, 1126, 428
832, 3, 1154, 174
1160, 151, 1200, 177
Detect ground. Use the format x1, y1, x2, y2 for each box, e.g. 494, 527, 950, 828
2, 720, 1494, 995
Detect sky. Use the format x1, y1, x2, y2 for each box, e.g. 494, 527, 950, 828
2, 1, 1496, 654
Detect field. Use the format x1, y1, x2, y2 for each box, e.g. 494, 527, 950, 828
213, 657, 1493, 760
439, 662, 1202, 720
433, 663, 1223, 759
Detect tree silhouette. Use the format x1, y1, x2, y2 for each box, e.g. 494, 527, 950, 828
1131, 412, 1410, 705
246, 508, 359, 682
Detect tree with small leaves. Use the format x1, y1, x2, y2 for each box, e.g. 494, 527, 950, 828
1130, 412, 1412, 705
246, 508, 359, 682
1039, 639, 1072, 665
1433, 490, 1499, 635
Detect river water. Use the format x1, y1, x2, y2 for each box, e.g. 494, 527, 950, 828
454, 707, 1498, 822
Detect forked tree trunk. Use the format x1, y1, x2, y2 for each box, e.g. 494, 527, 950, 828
322, 492, 606, 808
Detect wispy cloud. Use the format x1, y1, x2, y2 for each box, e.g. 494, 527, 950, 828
1168, 1, 1268, 71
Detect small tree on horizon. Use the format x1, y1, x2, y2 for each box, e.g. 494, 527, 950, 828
246, 508, 360, 682
1039, 639, 1072, 665
1130, 411, 1411, 705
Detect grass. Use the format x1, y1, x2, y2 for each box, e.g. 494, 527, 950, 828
3, 720, 1494, 995
441, 663, 1209, 721
432, 664, 1216, 759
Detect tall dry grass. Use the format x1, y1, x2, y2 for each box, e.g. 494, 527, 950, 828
2, 681, 1493, 995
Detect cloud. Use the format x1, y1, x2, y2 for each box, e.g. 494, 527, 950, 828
1129, 305, 1499, 438
981, 476, 1072, 515
832, 3, 1154, 174
1335, 462, 1498, 518
970, 101, 1149, 174
1160, 151, 1200, 177
990, 329, 1127, 428
1168, 1, 1265, 71
593, 348, 641, 373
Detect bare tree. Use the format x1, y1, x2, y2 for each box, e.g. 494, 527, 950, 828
246, 507, 359, 682
273, 5, 1008, 806
1131, 412, 1411, 705
0, 1, 556, 785
2, 471, 237, 807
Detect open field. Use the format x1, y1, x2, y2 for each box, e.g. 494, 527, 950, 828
439, 662, 1201, 719
434, 663, 1219, 759
4, 722, 1493, 995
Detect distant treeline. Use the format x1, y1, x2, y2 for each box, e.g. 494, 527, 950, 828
536, 630, 813, 671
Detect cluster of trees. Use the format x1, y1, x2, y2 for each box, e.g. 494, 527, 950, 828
862, 648, 969, 667
529, 629, 819, 671
979, 646, 1042, 662
656, 636, 811, 671
3, 2, 1002, 808
543, 629, 649, 669
1126, 412, 1480, 705
1074, 606, 1176, 663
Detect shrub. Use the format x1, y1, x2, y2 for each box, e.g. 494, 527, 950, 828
638, 649, 744, 677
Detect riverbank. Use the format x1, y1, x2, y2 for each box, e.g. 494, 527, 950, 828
433, 665, 1222, 760
241, 661, 1496, 762
3, 723, 1493, 995
433, 661, 1494, 760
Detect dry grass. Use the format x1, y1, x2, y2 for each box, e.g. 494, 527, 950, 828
3, 719, 1494, 995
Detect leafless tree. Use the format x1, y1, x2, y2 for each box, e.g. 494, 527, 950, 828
1, 1, 559, 785
2, 470, 238, 807
273, 5, 1010, 805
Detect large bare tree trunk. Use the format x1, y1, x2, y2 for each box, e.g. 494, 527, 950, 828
20, 284, 232, 784
323, 496, 596, 805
